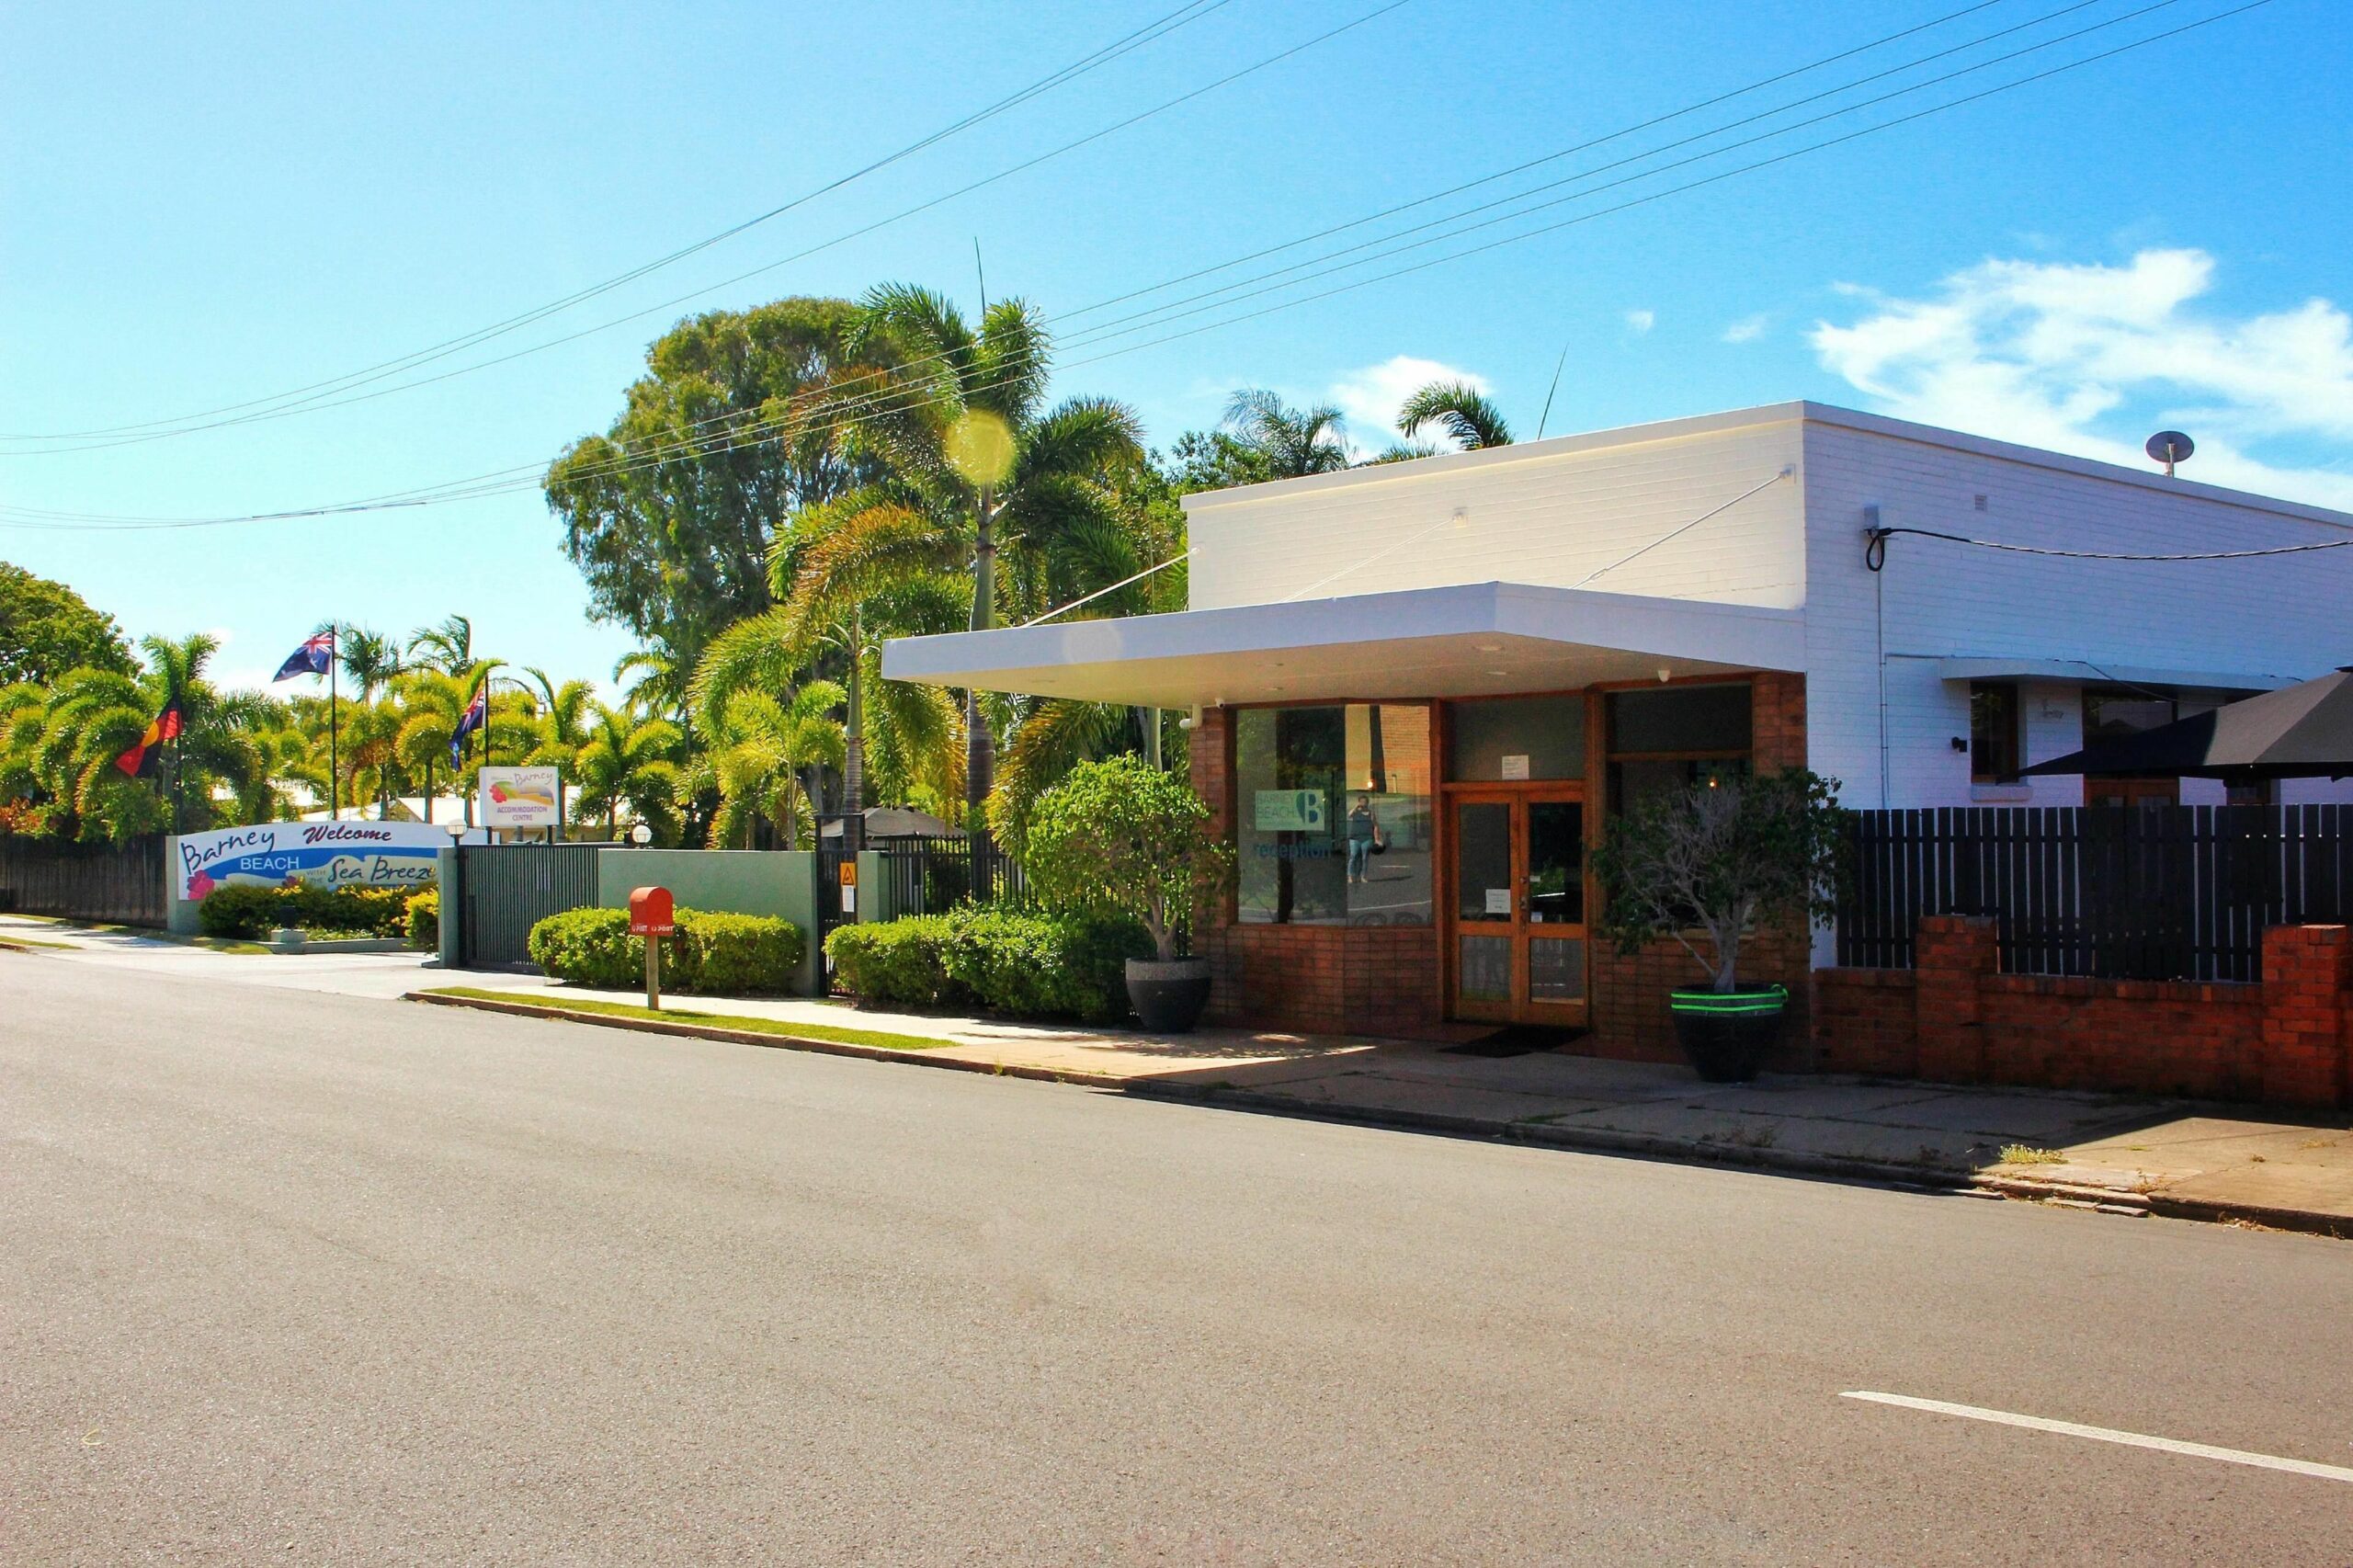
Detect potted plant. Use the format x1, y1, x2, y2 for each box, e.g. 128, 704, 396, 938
1588, 767, 1847, 1082
1021, 754, 1234, 1032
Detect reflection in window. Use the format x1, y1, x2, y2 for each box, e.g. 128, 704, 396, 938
1235, 704, 1433, 926
1604, 682, 1754, 816
1447, 695, 1586, 782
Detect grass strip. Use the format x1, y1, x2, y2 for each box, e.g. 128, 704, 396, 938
424, 987, 959, 1052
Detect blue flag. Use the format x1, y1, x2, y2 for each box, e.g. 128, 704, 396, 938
450, 681, 487, 767
272, 631, 335, 682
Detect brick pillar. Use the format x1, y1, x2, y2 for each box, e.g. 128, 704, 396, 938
2259, 925, 2351, 1109
1915, 915, 1997, 1083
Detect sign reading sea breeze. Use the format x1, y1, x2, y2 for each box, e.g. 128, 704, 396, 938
477, 766, 561, 831
175, 821, 447, 901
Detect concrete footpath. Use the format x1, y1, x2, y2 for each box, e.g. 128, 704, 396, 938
6, 913, 2347, 1235
412, 974, 2353, 1239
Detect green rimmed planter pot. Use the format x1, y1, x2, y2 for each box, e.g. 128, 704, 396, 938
1668, 984, 1790, 1083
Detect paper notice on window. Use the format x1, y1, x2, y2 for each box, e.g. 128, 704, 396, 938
1500, 755, 1531, 781
1484, 888, 1511, 915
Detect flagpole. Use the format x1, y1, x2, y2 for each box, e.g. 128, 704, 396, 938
327, 627, 340, 822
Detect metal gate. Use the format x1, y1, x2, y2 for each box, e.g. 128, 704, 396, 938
814, 846, 852, 988
457, 844, 602, 967
0, 835, 165, 926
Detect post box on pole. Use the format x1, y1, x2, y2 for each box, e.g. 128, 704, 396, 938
628, 886, 676, 1010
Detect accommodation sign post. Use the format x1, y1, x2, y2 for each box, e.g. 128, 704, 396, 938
629, 886, 676, 1011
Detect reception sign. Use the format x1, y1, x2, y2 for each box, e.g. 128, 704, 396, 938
175, 821, 446, 901
477, 766, 561, 832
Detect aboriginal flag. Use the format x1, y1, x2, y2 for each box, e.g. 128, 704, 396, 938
113, 694, 184, 779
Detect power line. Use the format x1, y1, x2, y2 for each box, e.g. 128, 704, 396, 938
1866, 524, 2352, 570
0, 0, 1235, 445
5, 0, 1409, 457
0, 0, 2279, 532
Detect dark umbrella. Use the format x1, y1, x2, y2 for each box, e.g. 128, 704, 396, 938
2020, 666, 2353, 780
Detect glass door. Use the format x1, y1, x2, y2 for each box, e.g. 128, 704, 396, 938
1448, 790, 1588, 1025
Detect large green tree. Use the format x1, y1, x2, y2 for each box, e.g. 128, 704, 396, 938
545, 298, 885, 673
0, 562, 133, 686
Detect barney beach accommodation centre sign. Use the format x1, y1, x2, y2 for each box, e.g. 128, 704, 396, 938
176, 821, 447, 901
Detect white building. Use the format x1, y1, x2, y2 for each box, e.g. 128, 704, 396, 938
886, 402, 2353, 1044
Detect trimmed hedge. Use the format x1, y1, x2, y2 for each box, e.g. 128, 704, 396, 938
405, 889, 439, 950
526, 905, 804, 996
197, 882, 411, 939
826, 906, 1153, 1025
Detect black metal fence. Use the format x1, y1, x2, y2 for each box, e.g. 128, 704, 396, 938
1836, 805, 2353, 983
0, 835, 166, 926
881, 835, 1029, 917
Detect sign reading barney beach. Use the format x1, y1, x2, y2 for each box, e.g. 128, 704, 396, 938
176, 821, 447, 901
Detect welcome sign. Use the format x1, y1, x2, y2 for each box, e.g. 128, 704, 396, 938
175, 821, 447, 901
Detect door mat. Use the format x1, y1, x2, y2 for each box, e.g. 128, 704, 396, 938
1442, 1024, 1590, 1057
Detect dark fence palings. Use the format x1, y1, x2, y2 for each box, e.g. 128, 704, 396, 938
0, 835, 165, 926
1836, 805, 2352, 983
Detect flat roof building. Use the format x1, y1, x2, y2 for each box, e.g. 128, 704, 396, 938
886, 401, 2353, 1051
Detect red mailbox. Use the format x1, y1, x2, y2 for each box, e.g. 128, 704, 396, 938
628, 886, 676, 937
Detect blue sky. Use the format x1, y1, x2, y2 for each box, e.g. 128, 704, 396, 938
2, 0, 2345, 691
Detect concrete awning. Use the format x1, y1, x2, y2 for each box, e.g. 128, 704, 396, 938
881, 582, 1806, 708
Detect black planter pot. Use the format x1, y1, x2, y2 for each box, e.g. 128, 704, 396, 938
1127, 958, 1213, 1033
1668, 984, 1790, 1083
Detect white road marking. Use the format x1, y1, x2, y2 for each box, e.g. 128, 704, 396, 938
1841, 1392, 2353, 1484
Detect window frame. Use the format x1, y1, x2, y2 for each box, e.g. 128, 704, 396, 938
1969, 680, 2023, 785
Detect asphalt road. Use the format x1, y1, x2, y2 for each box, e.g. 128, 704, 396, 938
4, 952, 2349, 1564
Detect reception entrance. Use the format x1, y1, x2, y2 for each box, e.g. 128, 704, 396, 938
1448, 788, 1588, 1025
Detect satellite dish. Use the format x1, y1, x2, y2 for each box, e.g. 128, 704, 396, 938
2145, 430, 2194, 475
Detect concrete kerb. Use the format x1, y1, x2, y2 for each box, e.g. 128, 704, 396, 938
413, 988, 2210, 1214
408, 990, 2352, 1238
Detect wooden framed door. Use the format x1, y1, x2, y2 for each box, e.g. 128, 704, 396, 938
1447, 788, 1588, 1025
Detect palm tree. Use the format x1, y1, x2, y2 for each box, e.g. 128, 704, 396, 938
392, 665, 483, 824
693, 682, 846, 849
405, 615, 477, 675
1396, 380, 1513, 450
835, 282, 1146, 808
521, 667, 594, 833
613, 648, 688, 723
339, 626, 407, 700
1222, 388, 1351, 478
573, 702, 682, 840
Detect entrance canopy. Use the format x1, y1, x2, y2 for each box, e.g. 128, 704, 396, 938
881, 582, 1805, 708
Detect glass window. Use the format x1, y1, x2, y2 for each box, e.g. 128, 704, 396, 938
1603, 682, 1753, 816
1605, 684, 1751, 755
1446, 695, 1586, 782
1235, 704, 1432, 926
1970, 682, 2021, 783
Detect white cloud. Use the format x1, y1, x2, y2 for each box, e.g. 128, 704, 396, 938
1722, 313, 1768, 345
1325, 354, 1489, 457
1624, 309, 1655, 335
1811, 247, 2353, 508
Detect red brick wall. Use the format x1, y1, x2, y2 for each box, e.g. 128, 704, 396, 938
1815, 915, 2349, 1108
1587, 672, 1814, 1063
1188, 706, 1447, 1039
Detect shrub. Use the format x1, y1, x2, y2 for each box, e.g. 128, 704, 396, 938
679, 910, 802, 996
196, 883, 287, 938
826, 915, 958, 1009
405, 889, 439, 950
1021, 755, 1231, 961
528, 907, 641, 989
826, 906, 1152, 1024
194, 882, 413, 939
526, 905, 803, 995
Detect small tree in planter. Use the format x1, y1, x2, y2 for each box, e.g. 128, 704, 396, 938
1022, 754, 1234, 1031
1587, 767, 1847, 1081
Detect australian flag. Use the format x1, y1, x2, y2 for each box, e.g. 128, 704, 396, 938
450, 681, 488, 767
272, 630, 335, 682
